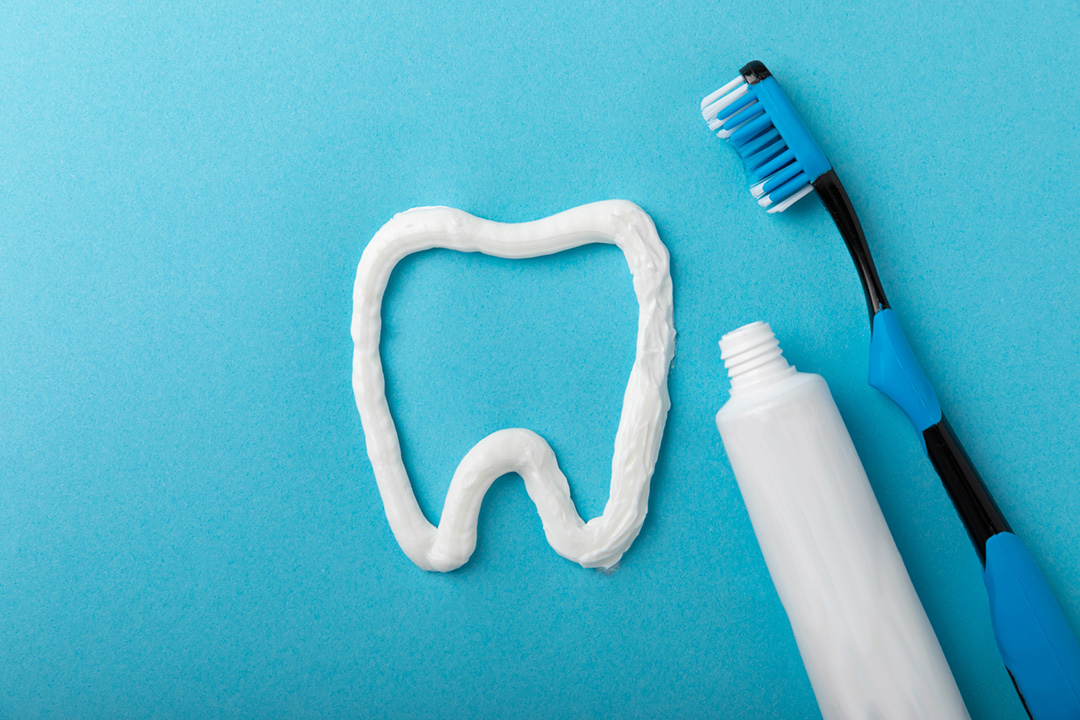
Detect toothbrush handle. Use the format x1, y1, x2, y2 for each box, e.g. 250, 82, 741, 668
868, 308, 1080, 719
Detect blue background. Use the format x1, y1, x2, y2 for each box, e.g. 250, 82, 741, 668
2, 0, 1078, 717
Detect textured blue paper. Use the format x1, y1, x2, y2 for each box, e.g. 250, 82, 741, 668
1, 0, 1078, 717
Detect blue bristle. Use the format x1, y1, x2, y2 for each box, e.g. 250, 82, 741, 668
761, 162, 802, 195
738, 129, 782, 160
725, 98, 806, 199
747, 141, 788, 164
753, 149, 796, 180
722, 106, 761, 132
730, 114, 774, 145
717, 93, 755, 121
743, 139, 786, 169
767, 172, 811, 203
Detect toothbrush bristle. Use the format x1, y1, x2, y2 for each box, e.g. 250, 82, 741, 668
701, 74, 814, 213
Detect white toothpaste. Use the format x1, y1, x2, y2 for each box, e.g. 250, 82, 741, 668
351, 200, 675, 572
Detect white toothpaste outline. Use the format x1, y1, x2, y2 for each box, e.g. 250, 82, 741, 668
352, 200, 675, 572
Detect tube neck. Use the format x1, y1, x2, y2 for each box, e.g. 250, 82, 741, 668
720, 321, 795, 395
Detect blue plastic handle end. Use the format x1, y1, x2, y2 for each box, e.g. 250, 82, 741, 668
985, 531, 1080, 719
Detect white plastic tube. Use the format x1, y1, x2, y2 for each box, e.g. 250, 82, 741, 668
715, 321, 970, 720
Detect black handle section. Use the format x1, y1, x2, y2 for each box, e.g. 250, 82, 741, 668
814, 170, 890, 322
739, 60, 772, 84
922, 416, 1012, 564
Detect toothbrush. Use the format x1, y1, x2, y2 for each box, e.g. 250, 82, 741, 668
701, 60, 1080, 720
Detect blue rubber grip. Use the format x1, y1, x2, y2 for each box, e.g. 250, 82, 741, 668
867, 309, 942, 432
984, 532, 1080, 719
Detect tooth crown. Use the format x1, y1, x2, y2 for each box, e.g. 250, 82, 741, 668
352, 200, 676, 572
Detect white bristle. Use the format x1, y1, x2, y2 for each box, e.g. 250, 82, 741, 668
717, 106, 758, 139
700, 76, 744, 110
707, 118, 722, 131
701, 83, 748, 123
750, 179, 767, 199
766, 184, 815, 213
758, 194, 773, 208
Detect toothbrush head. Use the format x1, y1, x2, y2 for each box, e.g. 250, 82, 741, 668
701, 61, 832, 213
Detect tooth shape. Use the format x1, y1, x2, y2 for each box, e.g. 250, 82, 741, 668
352, 200, 676, 572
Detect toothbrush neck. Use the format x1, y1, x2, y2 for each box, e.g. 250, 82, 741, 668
812, 169, 890, 326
